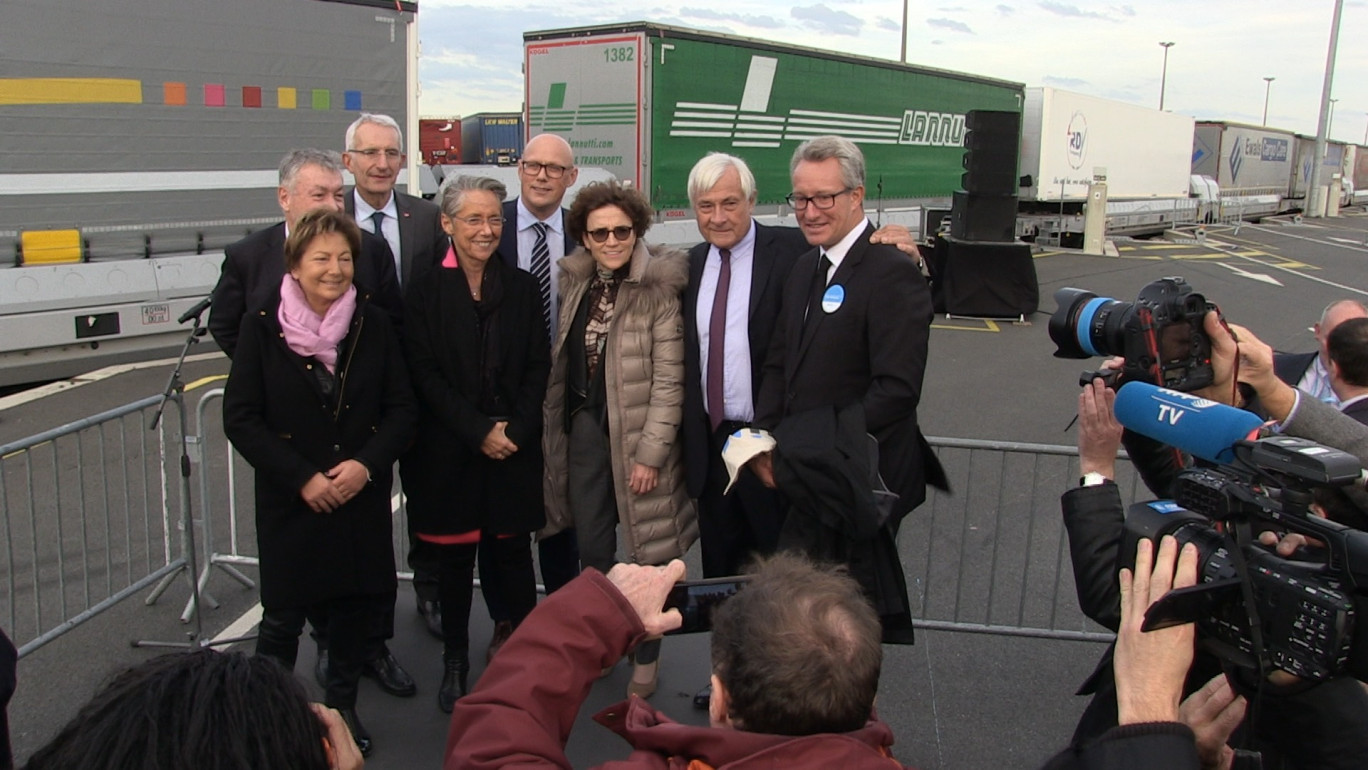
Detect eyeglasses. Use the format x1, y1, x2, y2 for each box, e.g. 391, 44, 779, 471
455, 216, 505, 228
348, 148, 403, 161
785, 188, 853, 211
520, 161, 570, 179
586, 226, 634, 243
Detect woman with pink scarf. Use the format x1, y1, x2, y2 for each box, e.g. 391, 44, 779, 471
223, 208, 416, 757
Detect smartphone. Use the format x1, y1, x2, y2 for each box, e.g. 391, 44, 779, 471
662, 576, 752, 635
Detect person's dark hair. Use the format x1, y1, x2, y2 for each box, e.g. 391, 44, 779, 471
1328, 317, 1368, 388
284, 208, 362, 272
565, 181, 653, 244
22, 650, 329, 770
710, 552, 882, 736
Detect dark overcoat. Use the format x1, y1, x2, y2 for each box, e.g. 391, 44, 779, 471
400, 255, 550, 536
222, 290, 417, 609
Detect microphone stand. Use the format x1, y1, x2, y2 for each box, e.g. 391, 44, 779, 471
134, 299, 236, 649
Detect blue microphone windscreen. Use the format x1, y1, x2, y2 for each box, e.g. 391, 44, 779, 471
1113, 382, 1264, 464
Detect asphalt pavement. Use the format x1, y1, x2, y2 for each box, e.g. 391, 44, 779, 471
6, 210, 1368, 768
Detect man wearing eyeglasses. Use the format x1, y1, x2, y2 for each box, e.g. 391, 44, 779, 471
342, 114, 446, 290
749, 135, 946, 641
479, 132, 583, 662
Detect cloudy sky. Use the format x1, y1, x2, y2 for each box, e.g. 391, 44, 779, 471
416, 0, 1368, 141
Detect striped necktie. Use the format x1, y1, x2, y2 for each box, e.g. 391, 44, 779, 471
530, 222, 552, 338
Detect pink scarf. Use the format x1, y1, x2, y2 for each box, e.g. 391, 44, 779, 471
277, 274, 356, 373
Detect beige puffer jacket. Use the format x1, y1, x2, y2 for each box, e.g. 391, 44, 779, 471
541, 239, 698, 566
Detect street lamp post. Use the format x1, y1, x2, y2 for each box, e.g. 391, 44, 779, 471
1158, 42, 1175, 111
1262, 77, 1275, 126
1329, 98, 1339, 138
1308, 0, 1344, 218
901, 0, 908, 63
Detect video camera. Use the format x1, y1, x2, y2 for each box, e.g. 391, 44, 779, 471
1049, 277, 1215, 391
1121, 432, 1368, 683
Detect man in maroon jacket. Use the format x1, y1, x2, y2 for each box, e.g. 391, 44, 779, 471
445, 547, 1211, 770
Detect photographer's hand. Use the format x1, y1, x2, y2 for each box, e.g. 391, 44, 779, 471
1192, 311, 1240, 406
606, 560, 686, 637
1226, 322, 1298, 421
1115, 535, 1199, 724
1078, 379, 1122, 478
1179, 674, 1246, 770
312, 703, 364, 770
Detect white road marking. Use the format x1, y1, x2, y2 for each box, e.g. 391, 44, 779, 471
1215, 262, 1283, 286
0, 351, 225, 411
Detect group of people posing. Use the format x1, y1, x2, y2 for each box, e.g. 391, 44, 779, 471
206, 113, 944, 756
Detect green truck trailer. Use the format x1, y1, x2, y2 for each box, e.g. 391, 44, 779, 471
523, 22, 1024, 218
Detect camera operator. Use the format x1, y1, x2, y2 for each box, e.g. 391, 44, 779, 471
444, 551, 1213, 769
1062, 364, 1368, 768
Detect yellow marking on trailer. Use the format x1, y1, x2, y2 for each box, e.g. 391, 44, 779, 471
20, 229, 82, 264
0, 78, 142, 105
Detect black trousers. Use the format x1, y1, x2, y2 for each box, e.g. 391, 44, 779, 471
437, 535, 536, 657
257, 595, 376, 709
481, 527, 580, 621
567, 409, 619, 574
696, 420, 785, 578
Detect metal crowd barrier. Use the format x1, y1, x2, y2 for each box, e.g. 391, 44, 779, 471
911, 437, 1145, 643
1, 395, 184, 658
4, 385, 1145, 658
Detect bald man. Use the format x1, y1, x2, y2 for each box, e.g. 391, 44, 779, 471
1274, 299, 1368, 406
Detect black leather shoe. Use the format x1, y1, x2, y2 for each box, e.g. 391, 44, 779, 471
417, 598, 443, 641
337, 707, 373, 757
314, 649, 328, 689
486, 620, 514, 663
693, 682, 712, 710
363, 648, 417, 697
437, 651, 470, 714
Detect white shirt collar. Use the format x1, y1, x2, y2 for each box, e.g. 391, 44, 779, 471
353, 190, 397, 221
821, 217, 870, 269
517, 198, 563, 233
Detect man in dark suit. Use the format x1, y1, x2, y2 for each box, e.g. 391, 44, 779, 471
682, 153, 806, 581
1272, 299, 1368, 406
481, 132, 582, 660
751, 135, 945, 630
342, 113, 446, 290
206, 148, 412, 698
342, 114, 447, 640
208, 148, 401, 358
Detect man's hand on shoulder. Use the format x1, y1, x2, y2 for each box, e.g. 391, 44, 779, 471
606, 560, 687, 636
869, 224, 922, 262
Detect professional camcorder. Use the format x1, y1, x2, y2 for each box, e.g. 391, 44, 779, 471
1122, 434, 1368, 683
1049, 277, 1216, 391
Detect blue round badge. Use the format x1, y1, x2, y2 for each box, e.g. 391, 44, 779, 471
821, 284, 845, 314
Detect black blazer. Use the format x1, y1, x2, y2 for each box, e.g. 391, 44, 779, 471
222, 293, 417, 609
208, 222, 402, 358
345, 189, 446, 288
755, 222, 946, 518
399, 256, 551, 536
497, 199, 576, 270
680, 222, 808, 497
1274, 350, 1318, 387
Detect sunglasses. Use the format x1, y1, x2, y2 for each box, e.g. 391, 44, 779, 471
586, 226, 634, 243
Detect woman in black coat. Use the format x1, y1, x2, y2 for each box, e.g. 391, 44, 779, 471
400, 175, 550, 712
222, 208, 416, 756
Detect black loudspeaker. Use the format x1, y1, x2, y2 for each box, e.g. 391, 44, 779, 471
961, 110, 1020, 196
950, 190, 1017, 242
929, 234, 1038, 317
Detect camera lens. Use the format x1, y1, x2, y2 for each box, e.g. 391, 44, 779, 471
1048, 287, 1131, 359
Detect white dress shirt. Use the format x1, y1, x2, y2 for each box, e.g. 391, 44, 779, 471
352, 190, 401, 282
515, 198, 566, 340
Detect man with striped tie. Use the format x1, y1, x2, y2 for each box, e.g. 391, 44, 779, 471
484, 132, 583, 661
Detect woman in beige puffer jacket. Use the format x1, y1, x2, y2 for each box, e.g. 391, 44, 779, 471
541, 182, 697, 698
